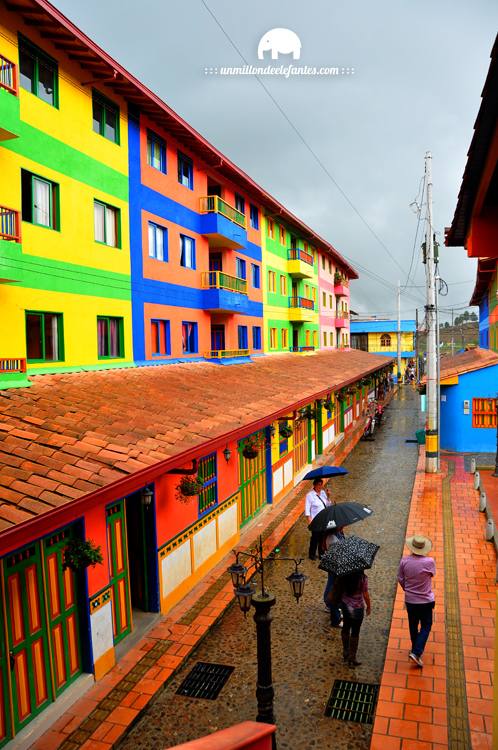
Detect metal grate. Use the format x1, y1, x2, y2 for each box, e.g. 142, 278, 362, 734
176, 662, 234, 700
325, 680, 379, 723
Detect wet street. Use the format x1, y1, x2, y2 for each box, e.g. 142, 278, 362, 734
119, 388, 422, 750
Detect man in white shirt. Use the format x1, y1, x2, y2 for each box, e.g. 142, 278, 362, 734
305, 478, 331, 560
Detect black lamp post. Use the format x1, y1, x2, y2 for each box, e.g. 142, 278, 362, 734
228, 536, 307, 749
493, 394, 498, 478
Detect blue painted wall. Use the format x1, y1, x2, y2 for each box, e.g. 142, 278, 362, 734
440, 363, 498, 452
351, 319, 416, 333
479, 296, 489, 349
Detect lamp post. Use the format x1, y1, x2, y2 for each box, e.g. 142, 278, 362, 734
228, 536, 307, 749
493, 394, 498, 478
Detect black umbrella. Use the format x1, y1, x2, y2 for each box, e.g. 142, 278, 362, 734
309, 502, 373, 534
318, 536, 380, 577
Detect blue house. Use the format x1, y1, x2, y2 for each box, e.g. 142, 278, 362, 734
438, 348, 498, 452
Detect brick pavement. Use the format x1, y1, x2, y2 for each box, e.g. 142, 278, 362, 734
30, 395, 376, 750
370, 452, 496, 750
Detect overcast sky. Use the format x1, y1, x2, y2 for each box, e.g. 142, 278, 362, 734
53, 0, 497, 321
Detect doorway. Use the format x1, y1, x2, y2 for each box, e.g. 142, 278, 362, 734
211, 325, 225, 352
125, 491, 159, 614
207, 180, 222, 198
292, 327, 299, 349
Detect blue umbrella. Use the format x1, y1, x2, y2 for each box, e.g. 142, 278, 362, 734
302, 466, 348, 480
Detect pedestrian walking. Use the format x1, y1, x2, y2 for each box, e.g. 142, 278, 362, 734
323, 527, 345, 627
329, 570, 371, 666
397, 534, 435, 668
304, 478, 331, 560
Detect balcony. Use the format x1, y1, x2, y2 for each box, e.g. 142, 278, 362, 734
289, 346, 315, 353
0, 207, 21, 242
201, 270, 251, 314
287, 248, 314, 278
335, 311, 350, 328
199, 196, 247, 249
0, 358, 31, 388
204, 349, 251, 364
333, 275, 349, 297
288, 296, 315, 322
0, 55, 20, 140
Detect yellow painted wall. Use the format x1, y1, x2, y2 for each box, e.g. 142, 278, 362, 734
368, 331, 414, 353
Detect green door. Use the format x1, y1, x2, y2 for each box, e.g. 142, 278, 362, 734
5, 544, 52, 733
0, 567, 12, 748
238, 431, 267, 525
106, 501, 132, 643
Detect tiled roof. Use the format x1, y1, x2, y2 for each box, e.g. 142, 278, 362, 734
0, 350, 391, 529
426, 347, 498, 383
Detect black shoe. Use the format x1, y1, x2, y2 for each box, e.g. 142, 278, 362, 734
308, 555, 316, 560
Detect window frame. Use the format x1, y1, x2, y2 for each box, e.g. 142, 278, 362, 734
269, 327, 277, 349
94, 199, 121, 248
236, 257, 247, 280
234, 193, 245, 215
267, 218, 274, 239
182, 321, 198, 354
25, 310, 64, 363
249, 204, 259, 230
380, 334, 392, 347
97, 316, 124, 359
177, 151, 194, 190
147, 130, 167, 173
151, 319, 171, 356
281, 328, 288, 349
251, 263, 260, 289
180, 234, 196, 269
238, 325, 248, 350
21, 170, 59, 230
92, 90, 120, 144
268, 270, 276, 293
148, 221, 168, 261
252, 326, 262, 350
19, 36, 59, 108
198, 452, 218, 517
472, 398, 497, 428
280, 275, 287, 296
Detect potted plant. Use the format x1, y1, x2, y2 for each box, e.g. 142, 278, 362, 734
177, 475, 203, 498
298, 405, 317, 421
334, 270, 342, 285
63, 538, 103, 572
242, 436, 260, 459
323, 396, 334, 412
279, 422, 293, 439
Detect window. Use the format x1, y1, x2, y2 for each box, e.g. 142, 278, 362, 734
322, 291, 327, 308
198, 453, 218, 516
147, 131, 166, 172
19, 37, 58, 107
268, 218, 274, 239
21, 170, 59, 229
279, 226, 285, 245
182, 321, 198, 353
380, 334, 392, 347
250, 204, 259, 229
238, 325, 248, 349
323, 331, 327, 347
280, 275, 287, 296
94, 200, 120, 247
304, 284, 309, 298
251, 264, 260, 289
235, 193, 245, 214
328, 259, 332, 274
329, 294, 333, 308
311, 287, 316, 303
252, 326, 262, 350
177, 151, 193, 189
180, 234, 196, 269
305, 329, 310, 347
151, 319, 170, 355
321, 255, 326, 270
304, 242, 308, 254
92, 91, 119, 143
26, 311, 63, 362
472, 398, 497, 428
281, 328, 288, 349
236, 257, 246, 280
148, 222, 167, 261
313, 331, 318, 348
269, 327, 277, 349
268, 270, 276, 293
97, 316, 124, 358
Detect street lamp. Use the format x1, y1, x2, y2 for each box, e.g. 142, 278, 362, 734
228, 536, 307, 749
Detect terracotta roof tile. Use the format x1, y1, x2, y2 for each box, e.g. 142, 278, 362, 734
0, 350, 391, 525
422, 347, 498, 382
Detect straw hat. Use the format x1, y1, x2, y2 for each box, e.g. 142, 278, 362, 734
405, 534, 432, 555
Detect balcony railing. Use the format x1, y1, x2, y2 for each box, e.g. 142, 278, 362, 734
289, 346, 315, 352
201, 271, 247, 294
335, 310, 350, 319
0, 54, 17, 94
288, 248, 313, 266
205, 349, 250, 359
0, 358, 26, 373
288, 296, 314, 310
200, 196, 246, 228
0, 207, 21, 242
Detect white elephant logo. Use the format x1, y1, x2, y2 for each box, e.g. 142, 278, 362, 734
257, 28, 302, 61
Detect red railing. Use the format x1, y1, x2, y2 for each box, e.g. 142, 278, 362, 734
0, 207, 21, 242
0, 358, 26, 373
289, 296, 314, 310
0, 54, 17, 94
288, 248, 313, 265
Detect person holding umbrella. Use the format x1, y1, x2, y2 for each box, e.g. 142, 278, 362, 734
330, 570, 371, 666
304, 478, 331, 560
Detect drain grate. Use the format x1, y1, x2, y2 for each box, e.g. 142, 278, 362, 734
176, 662, 234, 700
325, 680, 379, 723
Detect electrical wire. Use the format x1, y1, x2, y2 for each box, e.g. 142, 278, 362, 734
401, 173, 426, 292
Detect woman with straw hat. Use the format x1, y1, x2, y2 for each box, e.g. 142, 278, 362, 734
397, 534, 435, 668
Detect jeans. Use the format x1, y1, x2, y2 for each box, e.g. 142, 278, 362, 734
406, 601, 435, 656
340, 603, 364, 638
323, 573, 341, 625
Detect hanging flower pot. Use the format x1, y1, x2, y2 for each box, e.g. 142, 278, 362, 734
279, 423, 293, 439
176, 475, 203, 501
323, 397, 334, 412
63, 538, 103, 572
242, 436, 260, 459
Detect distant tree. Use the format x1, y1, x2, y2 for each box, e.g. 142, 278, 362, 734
454, 315, 462, 326
470, 312, 478, 321
463, 311, 470, 321
444, 321, 450, 328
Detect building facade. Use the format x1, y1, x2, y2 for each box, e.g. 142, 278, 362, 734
350, 319, 416, 376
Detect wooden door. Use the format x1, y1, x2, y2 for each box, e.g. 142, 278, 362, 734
238, 432, 267, 525
106, 502, 132, 643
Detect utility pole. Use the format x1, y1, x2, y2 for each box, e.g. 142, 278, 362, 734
425, 152, 439, 473
397, 280, 402, 383
451, 309, 455, 356
415, 308, 419, 381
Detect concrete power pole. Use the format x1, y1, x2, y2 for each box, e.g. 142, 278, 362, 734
451, 309, 455, 356
397, 280, 402, 382
425, 152, 439, 473
415, 308, 419, 381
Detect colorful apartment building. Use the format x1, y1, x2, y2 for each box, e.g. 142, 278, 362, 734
446, 35, 498, 353
318, 257, 351, 349
350, 319, 416, 376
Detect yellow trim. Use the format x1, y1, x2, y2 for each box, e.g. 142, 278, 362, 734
440, 375, 459, 385
93, 647, 115, 681
425, 434, 438, 453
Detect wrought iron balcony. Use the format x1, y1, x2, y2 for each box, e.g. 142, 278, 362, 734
288, 248, 313, 265
0, 207, 21, 242
200, 196, 246, 228
201, 271, 247, 294
288, 296, 314, 310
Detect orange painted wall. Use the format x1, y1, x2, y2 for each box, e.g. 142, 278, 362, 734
84, 503, 111, 596
141, 208, 208, 284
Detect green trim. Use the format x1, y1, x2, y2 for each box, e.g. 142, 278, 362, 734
3, 123, 128, 202
19, 34, 59, 109
97, 315, 125, 359
316, 402, 323, 455
0, 241, 131, 300
92, 89, 120, 145
25, 310, 64, 363
26, 361, 135, 376
106, 501, 131, 644
94, 200, 121, 248
31, 174, 58, 230
0, 562, 12, 747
